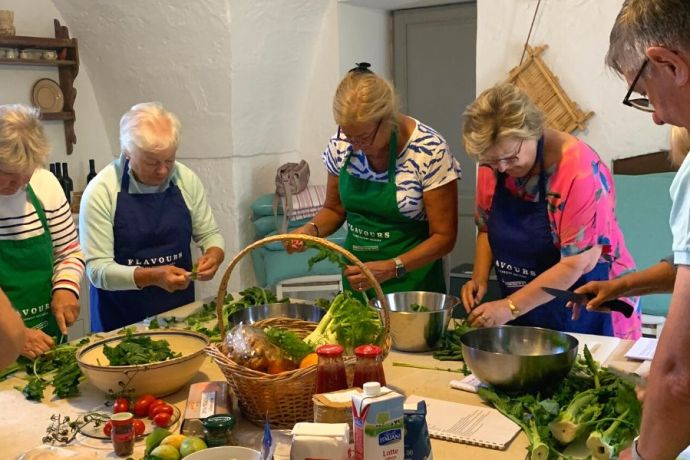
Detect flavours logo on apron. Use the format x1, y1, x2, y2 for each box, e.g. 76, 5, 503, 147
494, 259, 538, 280
127, 251, 184, 266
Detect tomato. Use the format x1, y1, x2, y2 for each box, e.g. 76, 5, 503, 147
132, 419, 146, 436
113, 397, 130, 414
150, 403, 174, 418
103, 420, 113, 437
153, 412, 172, 428
133, 394, 156, 417
147, 399, 166, 418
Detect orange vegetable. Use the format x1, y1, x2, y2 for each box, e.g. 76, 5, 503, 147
267, 358, 298, 374
299, 352, 319, 369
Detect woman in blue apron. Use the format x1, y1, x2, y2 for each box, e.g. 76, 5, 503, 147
81, 103, 225, 332
286, 63, 460, 295
460, 83, 641, 338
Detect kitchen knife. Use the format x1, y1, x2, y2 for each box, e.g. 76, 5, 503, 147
605, 366, 647, 388
541, 286, 634, 318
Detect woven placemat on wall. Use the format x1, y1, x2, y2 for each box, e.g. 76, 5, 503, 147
507, 44, 593, 133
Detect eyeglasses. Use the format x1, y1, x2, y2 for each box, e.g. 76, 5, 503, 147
479, 139, 524, 168
622, 59, 655, 113
337, 119, 382, 147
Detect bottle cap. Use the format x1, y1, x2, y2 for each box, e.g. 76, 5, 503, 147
354, 344, 382, 358
110, 412, 133, 425
363, 382, 381, 396
316, 344, 344, 357
203, 414, 236, 429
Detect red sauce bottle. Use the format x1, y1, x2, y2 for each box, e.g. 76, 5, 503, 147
352, 344, 386, 388
315, 344, 348, 393
111, 412, 135, 457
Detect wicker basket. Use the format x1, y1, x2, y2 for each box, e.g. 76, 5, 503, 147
206, 234, 390, 428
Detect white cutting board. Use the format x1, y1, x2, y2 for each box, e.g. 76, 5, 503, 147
568, 332, 621, 364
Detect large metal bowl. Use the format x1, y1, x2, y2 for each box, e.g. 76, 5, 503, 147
371, 291, 459, 352
461, 326, 578, 392
227, 302, 325, 325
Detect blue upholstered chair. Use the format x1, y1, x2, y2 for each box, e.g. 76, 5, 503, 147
249, 193, 345, 296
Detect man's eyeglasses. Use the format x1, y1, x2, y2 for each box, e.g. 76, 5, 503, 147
479, 139, 523, 168
337, 119, 382, 147
622, 59, 655, 113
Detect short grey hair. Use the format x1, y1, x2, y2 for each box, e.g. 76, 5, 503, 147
0, 104, 49, 174
119, 102, 181, 155
606, 0, 690, 75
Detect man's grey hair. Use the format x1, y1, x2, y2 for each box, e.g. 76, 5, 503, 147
119, 102, 181, 155
606, 0, 690, 75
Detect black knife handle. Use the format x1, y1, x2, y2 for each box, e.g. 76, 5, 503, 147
600, 299, 634, 318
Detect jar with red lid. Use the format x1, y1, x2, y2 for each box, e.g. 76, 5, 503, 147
352, 344, 386, 388
315, 344, 348, 393
110, 412, 135, 457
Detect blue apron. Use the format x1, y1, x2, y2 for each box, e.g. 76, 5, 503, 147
90, 160, 194, 332
487, 137, 613, 336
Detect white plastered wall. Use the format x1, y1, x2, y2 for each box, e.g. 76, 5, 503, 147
476, 0, 670, 164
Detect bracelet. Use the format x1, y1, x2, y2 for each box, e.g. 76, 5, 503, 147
632, 436, 646, 460
307, 221, 320, 237
507, 298, 520, 318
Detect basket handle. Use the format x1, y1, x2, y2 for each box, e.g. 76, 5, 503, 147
214, 234, 390, 339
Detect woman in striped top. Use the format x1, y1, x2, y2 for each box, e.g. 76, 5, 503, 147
0, 104, 84, 359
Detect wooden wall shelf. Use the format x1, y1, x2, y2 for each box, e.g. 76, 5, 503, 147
0, 20, 79, 154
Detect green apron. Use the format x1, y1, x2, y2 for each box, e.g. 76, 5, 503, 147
0, 184, 60, 339
338, 130, 445, 296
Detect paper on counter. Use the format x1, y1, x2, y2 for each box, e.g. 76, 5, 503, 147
625, 337, 658, 361
449, 374, 487, 393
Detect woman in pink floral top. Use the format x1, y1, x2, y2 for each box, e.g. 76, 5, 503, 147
461, 83, 641, 339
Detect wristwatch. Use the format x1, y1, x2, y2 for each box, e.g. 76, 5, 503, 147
632, 436, 645, 460
393, 257, 406, 279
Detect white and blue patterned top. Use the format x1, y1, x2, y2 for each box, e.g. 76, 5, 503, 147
322, 118, 462, 221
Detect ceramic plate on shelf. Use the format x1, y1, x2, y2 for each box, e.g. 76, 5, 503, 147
77, 404, 181, 441
31, 78, 64, 113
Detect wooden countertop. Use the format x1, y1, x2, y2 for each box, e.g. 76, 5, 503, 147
0, 300, 641, 459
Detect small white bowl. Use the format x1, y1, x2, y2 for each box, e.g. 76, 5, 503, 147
183, 446, 261, 460
76, 329, 210, 397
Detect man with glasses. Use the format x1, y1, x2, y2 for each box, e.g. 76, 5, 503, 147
606, 1, 690, 459
286, 63, 461, 296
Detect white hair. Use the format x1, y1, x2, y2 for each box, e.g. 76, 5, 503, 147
119, 102, 181, 155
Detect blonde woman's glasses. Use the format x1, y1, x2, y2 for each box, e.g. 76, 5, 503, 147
479, 140, 524, 168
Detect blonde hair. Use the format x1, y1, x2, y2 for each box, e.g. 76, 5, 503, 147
332, 71, 399, 128
120, 102, 181, 155
462, 83, 545, 159
0, 104, 50, 174
606, 0, 690, 75
670, 126, 690, 167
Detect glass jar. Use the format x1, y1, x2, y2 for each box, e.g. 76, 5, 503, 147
352, 344, 386, 388
110, 412, 135, 457
203, 414, 236, 447
315, 344, 348, 394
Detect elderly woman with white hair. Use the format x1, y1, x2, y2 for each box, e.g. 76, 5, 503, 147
0, 104, 84, 359
80, 102, 225, 332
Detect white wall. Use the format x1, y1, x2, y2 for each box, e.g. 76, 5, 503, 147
337, 3, 392, 79
0, 0, 111, 191
477, 0, 669, 164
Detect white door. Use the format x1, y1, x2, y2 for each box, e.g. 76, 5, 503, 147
393, 2, 477, 274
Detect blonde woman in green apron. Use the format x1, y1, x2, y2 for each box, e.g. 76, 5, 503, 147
0, 105, 85, 359
287, 63, 460, 295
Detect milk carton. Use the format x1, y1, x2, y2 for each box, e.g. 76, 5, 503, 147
352, 382, 404, 460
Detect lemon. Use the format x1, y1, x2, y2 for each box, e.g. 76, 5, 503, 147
160, 433, 187, 450
179, 436, 207, 457
150, 444, 181, 460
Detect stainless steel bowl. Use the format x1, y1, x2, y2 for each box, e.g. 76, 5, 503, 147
227, 302, 325, 325
460, 326, 578, 392
371, 291, 459, 352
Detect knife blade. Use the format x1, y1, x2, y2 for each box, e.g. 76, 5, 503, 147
606, 366, 647, 388
541, 287, 634, 318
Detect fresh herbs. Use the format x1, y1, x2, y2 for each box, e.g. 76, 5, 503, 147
478, 347, 642, 460
103, 329, 181, 366
305, 241, 347, 271
432, 319, 474, 362
42, 412, 110, 445
16, 337, 91, 401
410, 303, 429, 312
